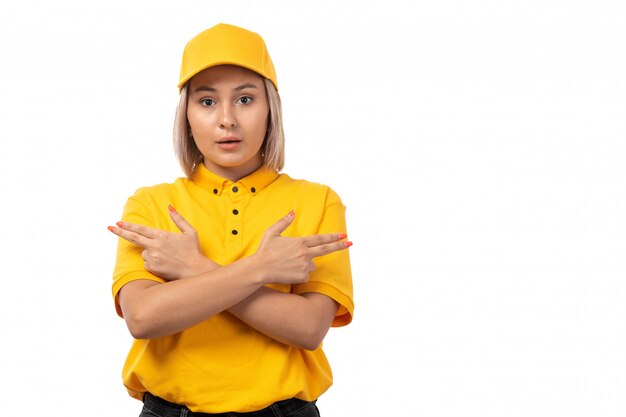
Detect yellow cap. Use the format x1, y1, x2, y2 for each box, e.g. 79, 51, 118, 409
178, 23, 278, 91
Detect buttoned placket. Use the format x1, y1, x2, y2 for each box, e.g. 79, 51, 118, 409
223, 183, 251, 248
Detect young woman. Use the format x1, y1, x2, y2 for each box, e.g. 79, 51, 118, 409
108, 23, 354, 416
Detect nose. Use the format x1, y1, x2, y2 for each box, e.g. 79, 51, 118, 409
219, 104, 237, 129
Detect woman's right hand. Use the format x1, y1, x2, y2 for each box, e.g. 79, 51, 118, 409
108, 205, 218, 280
253, 211, 352, 285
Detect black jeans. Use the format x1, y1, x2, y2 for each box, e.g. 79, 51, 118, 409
139, 392, 320, 417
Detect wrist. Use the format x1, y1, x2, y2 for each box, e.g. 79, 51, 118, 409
188, 255, 219, 276
246, 254, 268, 285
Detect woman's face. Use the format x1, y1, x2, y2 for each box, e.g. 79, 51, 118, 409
187, 65, 269, 181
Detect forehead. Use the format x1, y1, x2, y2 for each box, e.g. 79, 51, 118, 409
189, 65, 264, 89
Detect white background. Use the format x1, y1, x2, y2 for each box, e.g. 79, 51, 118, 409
1, 0, 625, 416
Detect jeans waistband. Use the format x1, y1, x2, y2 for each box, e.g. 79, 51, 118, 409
143, 391, 315, 417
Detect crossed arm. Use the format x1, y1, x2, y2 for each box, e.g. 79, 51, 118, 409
109, 207, 351, 350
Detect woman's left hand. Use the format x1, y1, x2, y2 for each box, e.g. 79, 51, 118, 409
108, 205, 219, 280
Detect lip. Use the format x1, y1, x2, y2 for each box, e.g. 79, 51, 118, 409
216, 136, 242, 150
216, 136, 241, 144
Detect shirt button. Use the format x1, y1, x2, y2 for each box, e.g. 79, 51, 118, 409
213, 189, 218, 194
232, 186, 239, 193
232, 230, 238, 235
251, 187, 256, 193
232, 209, 239, 215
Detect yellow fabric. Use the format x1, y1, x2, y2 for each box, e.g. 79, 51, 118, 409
178, 23, 278, 90
111, 164, 353, 413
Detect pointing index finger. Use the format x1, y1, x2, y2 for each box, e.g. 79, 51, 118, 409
108, 223, 152, 248
303, 233, 347, 248
117, 221, 159, 239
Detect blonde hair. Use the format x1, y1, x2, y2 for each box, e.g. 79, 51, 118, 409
174, 78, 285, 178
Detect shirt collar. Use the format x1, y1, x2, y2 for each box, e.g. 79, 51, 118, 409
191, 163, 279, 196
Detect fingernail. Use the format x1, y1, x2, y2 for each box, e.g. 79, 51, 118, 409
344, 241, 353, 247
116, 222, 124, 228
338, 233, 347, 239
107, 226, 116, 232
168, 205, 177, 213
287, 210, 296, 218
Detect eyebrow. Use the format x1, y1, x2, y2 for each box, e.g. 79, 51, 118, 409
193, 83, 259, 93
233, 83, 259, 91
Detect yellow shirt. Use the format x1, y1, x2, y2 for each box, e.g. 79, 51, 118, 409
111, 164, 354, 413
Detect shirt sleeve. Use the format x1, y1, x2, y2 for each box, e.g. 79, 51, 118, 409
111, 191, 166, 318
293, 187, 354, 327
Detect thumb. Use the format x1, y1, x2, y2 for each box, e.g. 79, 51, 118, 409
266, 210, 296, 236
168, 205, 196, 234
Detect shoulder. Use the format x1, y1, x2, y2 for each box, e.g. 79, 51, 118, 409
122, 177, 192, 224
275, 173, 344, 206
120, 177, 193, 229
127, 176, 190, 204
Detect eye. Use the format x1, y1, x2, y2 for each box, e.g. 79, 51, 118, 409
237, 96, 253, 104
201, 98, 215, 106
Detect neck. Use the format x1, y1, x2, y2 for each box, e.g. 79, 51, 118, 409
203, 160, 264, 182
